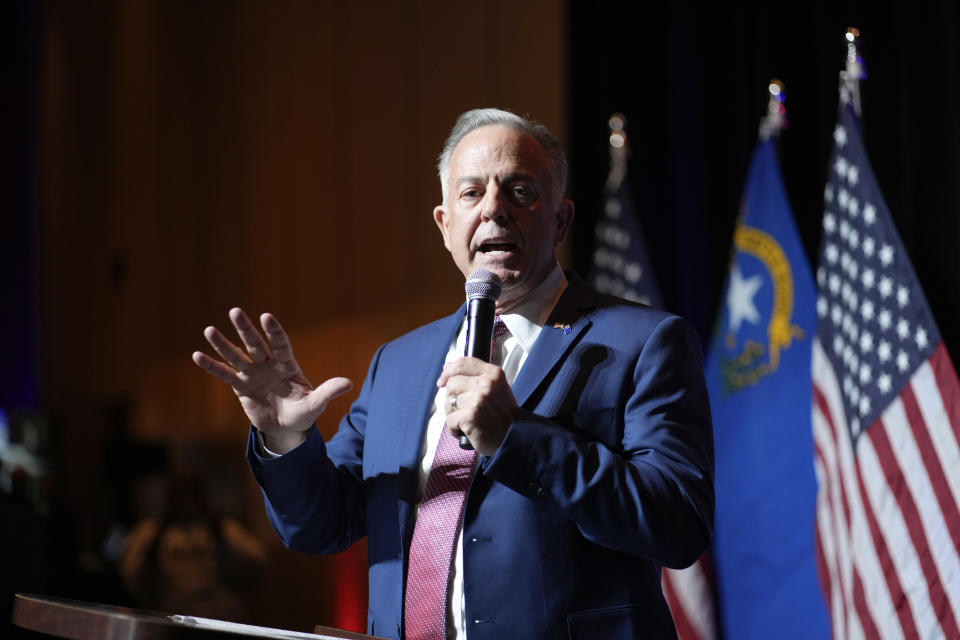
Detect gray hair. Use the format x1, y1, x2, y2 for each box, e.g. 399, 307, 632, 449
437, 108, 568, 205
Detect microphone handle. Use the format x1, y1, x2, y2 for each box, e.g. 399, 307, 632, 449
459, 298, 495, 449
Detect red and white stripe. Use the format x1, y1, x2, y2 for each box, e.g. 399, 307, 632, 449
662, 557, 717, 640
812, 339, 960, 638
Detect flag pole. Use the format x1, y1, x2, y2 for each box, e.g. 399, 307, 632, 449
758, 79, 787, 141
840, 27, 866, 116
605, 113, 628, 192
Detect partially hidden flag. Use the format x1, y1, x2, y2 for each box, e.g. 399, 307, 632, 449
705, 137, 831, 638
662, 555, 718, 640
588, 166, 664, 309
812, 94, 960, 638
588, 121, 712, 637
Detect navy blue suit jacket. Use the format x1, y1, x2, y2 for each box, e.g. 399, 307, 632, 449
248, 279, 714, 639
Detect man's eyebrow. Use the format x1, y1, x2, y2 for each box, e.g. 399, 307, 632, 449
501, 171, 536, 183
454, 172, 538, 191
456, 172, 536, 185
455, 175, 482, 188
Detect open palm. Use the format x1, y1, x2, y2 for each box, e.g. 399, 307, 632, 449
192, 308, 352, 453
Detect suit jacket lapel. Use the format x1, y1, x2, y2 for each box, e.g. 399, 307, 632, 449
396, 303, 466, 551
395, 307, 465, 469
510, 277, 598, 409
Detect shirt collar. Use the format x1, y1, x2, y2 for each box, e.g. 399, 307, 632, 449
497, 264, 567, 354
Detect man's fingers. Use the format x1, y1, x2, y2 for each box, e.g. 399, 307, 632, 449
443, 370, 495, 401
229, 307, 272, 362
437, 357, 496, 387
260, 313, 298, 372
305, 377, 354, 416
443, 393, 476, 449
192, 350, 244, 386
445, 390, 474, 419
204, 325, 254, 371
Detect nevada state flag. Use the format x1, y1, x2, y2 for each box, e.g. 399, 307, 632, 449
706, 138, 831, 638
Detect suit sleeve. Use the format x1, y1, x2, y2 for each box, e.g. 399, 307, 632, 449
482, 315, 714, 569
245, 345, 385, 554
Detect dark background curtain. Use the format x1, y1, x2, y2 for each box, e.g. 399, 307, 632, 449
2, 3, 42, 410
569, 0, 960, 358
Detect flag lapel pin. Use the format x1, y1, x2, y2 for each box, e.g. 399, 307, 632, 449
553, 322, 572, 335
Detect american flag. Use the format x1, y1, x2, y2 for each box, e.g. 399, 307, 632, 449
589, 174, 664, 308
812, 97, 960, 637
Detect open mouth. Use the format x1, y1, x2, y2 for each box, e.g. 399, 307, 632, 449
478, 241, 517, 253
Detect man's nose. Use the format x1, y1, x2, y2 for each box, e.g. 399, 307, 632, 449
479, 188, 509, 223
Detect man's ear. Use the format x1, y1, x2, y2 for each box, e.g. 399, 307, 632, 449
554, 198, 575, 247
434, 205, 452, 252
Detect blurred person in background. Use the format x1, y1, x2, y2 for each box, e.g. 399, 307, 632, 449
120, 468, 266, 621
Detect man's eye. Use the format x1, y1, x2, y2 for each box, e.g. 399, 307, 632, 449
511, 186, 535, 203
462, 189, 482, 200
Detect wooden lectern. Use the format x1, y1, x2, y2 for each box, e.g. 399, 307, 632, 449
12, 593, 385, 640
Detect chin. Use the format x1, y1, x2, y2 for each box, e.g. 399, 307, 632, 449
476, 265, 521, 284
471, 256, 523, 278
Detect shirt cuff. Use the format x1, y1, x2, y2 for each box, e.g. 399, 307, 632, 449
255, 429, 282, 459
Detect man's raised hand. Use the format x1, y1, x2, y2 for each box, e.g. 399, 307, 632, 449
192, 308, 353, 454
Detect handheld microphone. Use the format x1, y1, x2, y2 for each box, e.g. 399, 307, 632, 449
458, 268, 502, 449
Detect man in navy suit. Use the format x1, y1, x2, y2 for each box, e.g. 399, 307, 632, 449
193, 109, 714, 639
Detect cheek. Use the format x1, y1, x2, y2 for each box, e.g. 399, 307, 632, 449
452, 215, 478, 245
527, 218, 557, 250
452, 222, 471, 246
441, 215, 464, 246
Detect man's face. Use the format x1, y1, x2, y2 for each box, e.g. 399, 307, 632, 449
434, 125, 574, 311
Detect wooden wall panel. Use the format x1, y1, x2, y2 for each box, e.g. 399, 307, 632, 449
35, 0, 566, 632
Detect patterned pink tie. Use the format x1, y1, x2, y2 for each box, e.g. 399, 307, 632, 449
404, 318, 508, 639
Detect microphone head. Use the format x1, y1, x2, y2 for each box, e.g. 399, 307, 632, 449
465, 268, 502, 302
